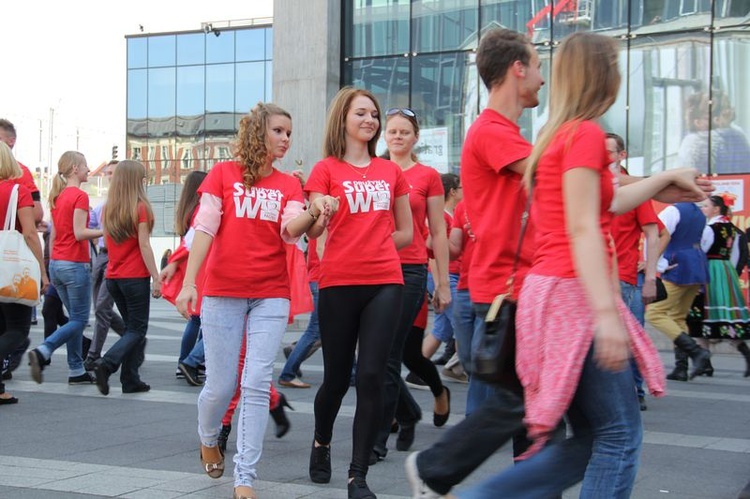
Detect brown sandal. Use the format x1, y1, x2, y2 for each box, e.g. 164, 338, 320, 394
233, 485, 257, 499
200, 444, 224, 479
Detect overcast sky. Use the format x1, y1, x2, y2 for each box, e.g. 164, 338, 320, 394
2, 0, 273, 171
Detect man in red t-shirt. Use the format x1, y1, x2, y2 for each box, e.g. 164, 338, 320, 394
406, 28, 567, 499
0, 119, 43, 223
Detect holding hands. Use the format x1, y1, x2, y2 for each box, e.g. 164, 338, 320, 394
309, 195, 340, 227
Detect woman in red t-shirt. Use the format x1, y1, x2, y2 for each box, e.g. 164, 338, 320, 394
460, 32, 705, 498
92, 160, 160, 396
372, 108, 451, 461
304, 87, 413, 498
175, 103, 336, 499
29, 151, 102, 385
0, 143, 47, 405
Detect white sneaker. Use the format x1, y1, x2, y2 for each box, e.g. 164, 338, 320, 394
405, 451, 444, 498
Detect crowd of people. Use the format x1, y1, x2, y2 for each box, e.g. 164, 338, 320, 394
1, 26, 748, 499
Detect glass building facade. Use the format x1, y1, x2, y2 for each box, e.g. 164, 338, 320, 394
343, 0, 750, 177
126, 23, 273, 236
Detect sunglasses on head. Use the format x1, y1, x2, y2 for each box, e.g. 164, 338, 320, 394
386, 107, 416, 118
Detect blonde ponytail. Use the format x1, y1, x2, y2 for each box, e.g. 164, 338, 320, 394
49, 151, 85, 209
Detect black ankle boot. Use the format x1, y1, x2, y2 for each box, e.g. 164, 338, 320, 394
348, 476, 376, 499
673, 333, 711, 379
396, 422, 416, 451
309, 441, 331, 483
666, 346, 688, 381
218, 424, 231, 454
737, 342, 750, 377
269, 392, 294, 438
702, 358, 714, 377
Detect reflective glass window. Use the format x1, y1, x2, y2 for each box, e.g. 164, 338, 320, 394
480, 0, 535, 35
236, 28, 265, 62
177, 66, 205, 117
207, 29, 235, 64
206, 64, 234, 114
147, 68, 176, 119
346, 57, 410, 111
412, 0, 478, 53
177, 33, 205, 66
148, 35, 176, 67
128, 37, 147, 69
127, 69, 147, 119
266, 27, 274, 59
265, 61, 273, 101
346, 0, 411, 58
236, 62, 265, 112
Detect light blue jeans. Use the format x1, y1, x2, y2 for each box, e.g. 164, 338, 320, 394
198, 296, 290, 488
43, 261, 91, 376
427, 272, 459, 342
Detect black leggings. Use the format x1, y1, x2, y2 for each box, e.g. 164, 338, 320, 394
402, 325, 444, 398
314, 284, 403, 479
0, 303, 32, 394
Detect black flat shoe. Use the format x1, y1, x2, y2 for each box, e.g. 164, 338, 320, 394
348, 477, 376, 499
433, 386, 451, 427
396, 422, 416, 451
122, 382, 151, 393
0, 396, 19, 405
309, 441, 331, 484
93, 360, 111, 396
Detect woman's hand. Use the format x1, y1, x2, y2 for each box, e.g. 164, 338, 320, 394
313, 195, 340, 227
40, 274, 49, 296
159, 262, 177, 285
593, 309, 630, 372
641, 276, 657, 305
432, 282, 452, 313
176, 285, 196, 319
152, 278, 162, 299
653, 169, 712, 203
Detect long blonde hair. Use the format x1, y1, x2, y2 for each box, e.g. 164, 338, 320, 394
234, 102, 291, 190
323, 87, 382, 159
0, 142, 21, 181
49, 151, 86, 209
102, 160, 154, 244
525, 33, 620, 189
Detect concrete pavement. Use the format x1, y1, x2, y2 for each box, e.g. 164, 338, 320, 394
1, 298, 749, 498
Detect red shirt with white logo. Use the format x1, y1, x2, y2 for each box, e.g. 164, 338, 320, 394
305, 156, 410, 288
611, 197, 659, 286
452, 201, 475, 291
530, 120, 614, 278
398, 163, 444, 264
106, 202, 151, 279
461, 109, 533, 303
51, 187, 90, 263
0, 180, 33, 231
307, 237, 321, 283
199, 161, 304, 299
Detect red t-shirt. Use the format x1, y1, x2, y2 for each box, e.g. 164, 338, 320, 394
106, 203, 151, 279
17, 163, 40, 199
452, 201, 475, 291
0, 180, 33, 231
51, 187, 90, 263
530, 120, 614, 278
398, 163, 444, 264
199, 161, 304, 299
611, 198, 659, 285
307, 237, 321, 283
305, 156, 410, 288
444, 210, 461, 275
461, 109, 534, 303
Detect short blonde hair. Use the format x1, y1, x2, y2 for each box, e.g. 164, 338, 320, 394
0, 141, 21, 181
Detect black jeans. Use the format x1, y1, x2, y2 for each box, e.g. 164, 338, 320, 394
314, 284, 403, 479
374, 264, 427, 453
0, 303, 32, 394
103, 278, 150, 390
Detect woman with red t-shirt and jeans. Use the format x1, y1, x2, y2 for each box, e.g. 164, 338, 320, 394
457, 33, 704, 499
92, 160, 160, 395
372, 108, 451, 460
305, 87, 413, 499
176, 103, 337, 499
29, 151, 102, 384
0, 143, 47, 405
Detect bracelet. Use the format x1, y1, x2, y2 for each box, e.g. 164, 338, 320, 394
182, 283, 197, 290
308, 209, 319, 221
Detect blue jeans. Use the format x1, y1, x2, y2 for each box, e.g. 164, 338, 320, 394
43, 261, 91, 376
279, 281, 319, 382
457, 347, 642, 499
104, 278, 151, 389
620, 277, 645, 397
179, 315, 205, 369
198, 296, 289, 488
427, 272, 459, 342
453, 298, 495, 415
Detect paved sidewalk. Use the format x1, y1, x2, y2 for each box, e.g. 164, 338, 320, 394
1, 298, 749, 498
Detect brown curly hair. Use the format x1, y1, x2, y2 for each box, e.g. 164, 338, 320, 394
234, 102, 292, 189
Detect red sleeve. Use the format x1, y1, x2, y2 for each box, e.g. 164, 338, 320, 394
16, 184, 34, 209
634, 200, 659, 228
452, 202, 465, 230
74, 190, 89, 211
199, 162, 225, 198
19, 165, 39, 194
477, 122, 532, 174
304, 160, 331, 195
137, 202, 148, 223
561, 121, 608, 173
426, 168, 444, 198
394, 166, 410, 197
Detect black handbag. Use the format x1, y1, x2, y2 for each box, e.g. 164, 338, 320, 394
653, 277, 668, 303
472, 184, 532, 394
